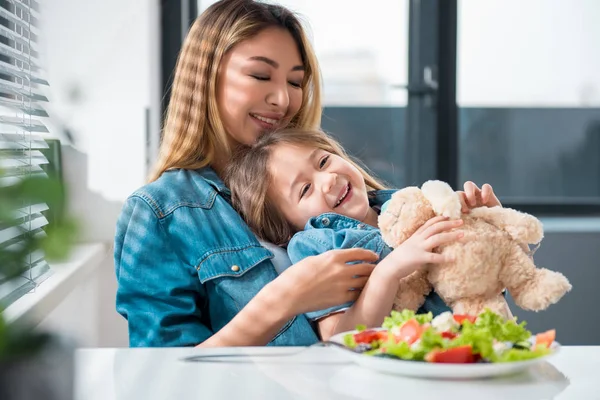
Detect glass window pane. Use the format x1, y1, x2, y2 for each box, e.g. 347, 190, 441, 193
458, 0, 600, 203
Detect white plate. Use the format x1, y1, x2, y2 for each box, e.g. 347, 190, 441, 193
329, 330, 560, 379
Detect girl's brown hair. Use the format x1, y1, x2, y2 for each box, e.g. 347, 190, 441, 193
149, 0, 322, 182
226, 128, 387, 245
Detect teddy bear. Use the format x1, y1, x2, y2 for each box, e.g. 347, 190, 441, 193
378, 180, 572, 319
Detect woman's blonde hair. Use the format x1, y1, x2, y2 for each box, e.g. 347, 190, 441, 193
149, 0, 322, 182
226, 128, 387, 245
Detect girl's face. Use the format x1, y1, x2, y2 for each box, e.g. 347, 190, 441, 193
217, 27, 305, 147
267, 144, 372, 230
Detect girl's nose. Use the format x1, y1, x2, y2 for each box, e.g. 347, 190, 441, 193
318, 172, 337, 193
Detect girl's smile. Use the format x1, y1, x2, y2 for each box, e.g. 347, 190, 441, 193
334, 183, 352, 208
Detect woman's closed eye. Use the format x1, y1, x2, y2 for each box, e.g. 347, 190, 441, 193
251, 75, 270, 81
251, 75, 302, 88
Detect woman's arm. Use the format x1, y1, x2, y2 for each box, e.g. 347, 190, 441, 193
117, 198, 378, 347
117, 196, 298, 347
196, 278, 295, 347
115, 197, 213, 347
198, 248, 378, 346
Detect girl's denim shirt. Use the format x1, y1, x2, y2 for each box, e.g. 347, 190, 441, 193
287, 190, 451, 321
114, 168, 319, 347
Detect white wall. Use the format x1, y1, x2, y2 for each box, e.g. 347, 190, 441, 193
40, 0, 161, 201
37, 0, 161, 347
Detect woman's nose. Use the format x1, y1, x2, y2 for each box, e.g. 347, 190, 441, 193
266, 82, 290, 109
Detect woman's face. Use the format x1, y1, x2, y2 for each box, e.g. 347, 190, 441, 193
217, 27, 305, 147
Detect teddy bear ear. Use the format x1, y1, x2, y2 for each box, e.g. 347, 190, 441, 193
421, 180, 462, 219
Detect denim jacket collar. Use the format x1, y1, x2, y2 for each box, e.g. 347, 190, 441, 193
368, 189, 396, 210
302, 189, 397, 231
196, 167, 231, 197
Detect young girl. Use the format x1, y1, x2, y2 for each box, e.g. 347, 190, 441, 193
226, 127, 468, 340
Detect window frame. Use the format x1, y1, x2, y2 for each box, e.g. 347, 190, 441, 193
418, 0, 600, 216
159, 0, 600, 216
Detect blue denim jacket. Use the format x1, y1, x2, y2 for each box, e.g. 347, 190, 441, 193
114, 168, 319, 347
287, 190, 451, 321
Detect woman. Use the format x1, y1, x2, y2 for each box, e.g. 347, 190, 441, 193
114, 0, 500, 348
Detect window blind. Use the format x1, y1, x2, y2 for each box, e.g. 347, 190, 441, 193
0, 0, 52, 308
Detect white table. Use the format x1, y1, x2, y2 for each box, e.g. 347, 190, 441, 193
75, 346, 600, 400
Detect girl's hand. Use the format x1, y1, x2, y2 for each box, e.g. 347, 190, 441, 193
380, 216, 464, 280
457, 181, 502, 213
279, 248, 379, 315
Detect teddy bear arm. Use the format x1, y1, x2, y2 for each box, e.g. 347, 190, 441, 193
469, 206, 543, 244
500, 243, 572, 312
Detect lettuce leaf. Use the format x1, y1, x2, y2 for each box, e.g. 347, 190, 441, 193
474, 309, 531, 343
418, 328, 446, 353
449, 322, 496, 360
343, 333, 357, 349
370, 328, 445, 361
496, 346, 552, 362
382, 309, 433, 329
379, 340, 420, 360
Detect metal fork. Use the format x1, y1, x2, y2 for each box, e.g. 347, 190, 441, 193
181, 341, 362, 363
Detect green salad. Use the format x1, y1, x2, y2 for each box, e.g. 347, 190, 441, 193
342, 309, 556, 364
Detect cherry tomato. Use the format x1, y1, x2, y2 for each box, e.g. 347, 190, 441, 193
354, 329, 388, 344
441, 331, 457, 339
424, 345, 476, 363
396, 319, 423, 344
535, 329, 556, 348
453, 314, 478, 324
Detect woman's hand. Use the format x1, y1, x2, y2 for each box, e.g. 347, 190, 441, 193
279, 248, 379, 315
379, 216, 464, 280
457, 181, 502, 213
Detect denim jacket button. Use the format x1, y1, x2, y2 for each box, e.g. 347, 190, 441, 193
321, 217, 330, 226
357, 223, 365, 229
231, 265, 240, 272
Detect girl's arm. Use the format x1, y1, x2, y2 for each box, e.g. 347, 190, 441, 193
315, 257, 406, 341
317, 216, 464, 341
